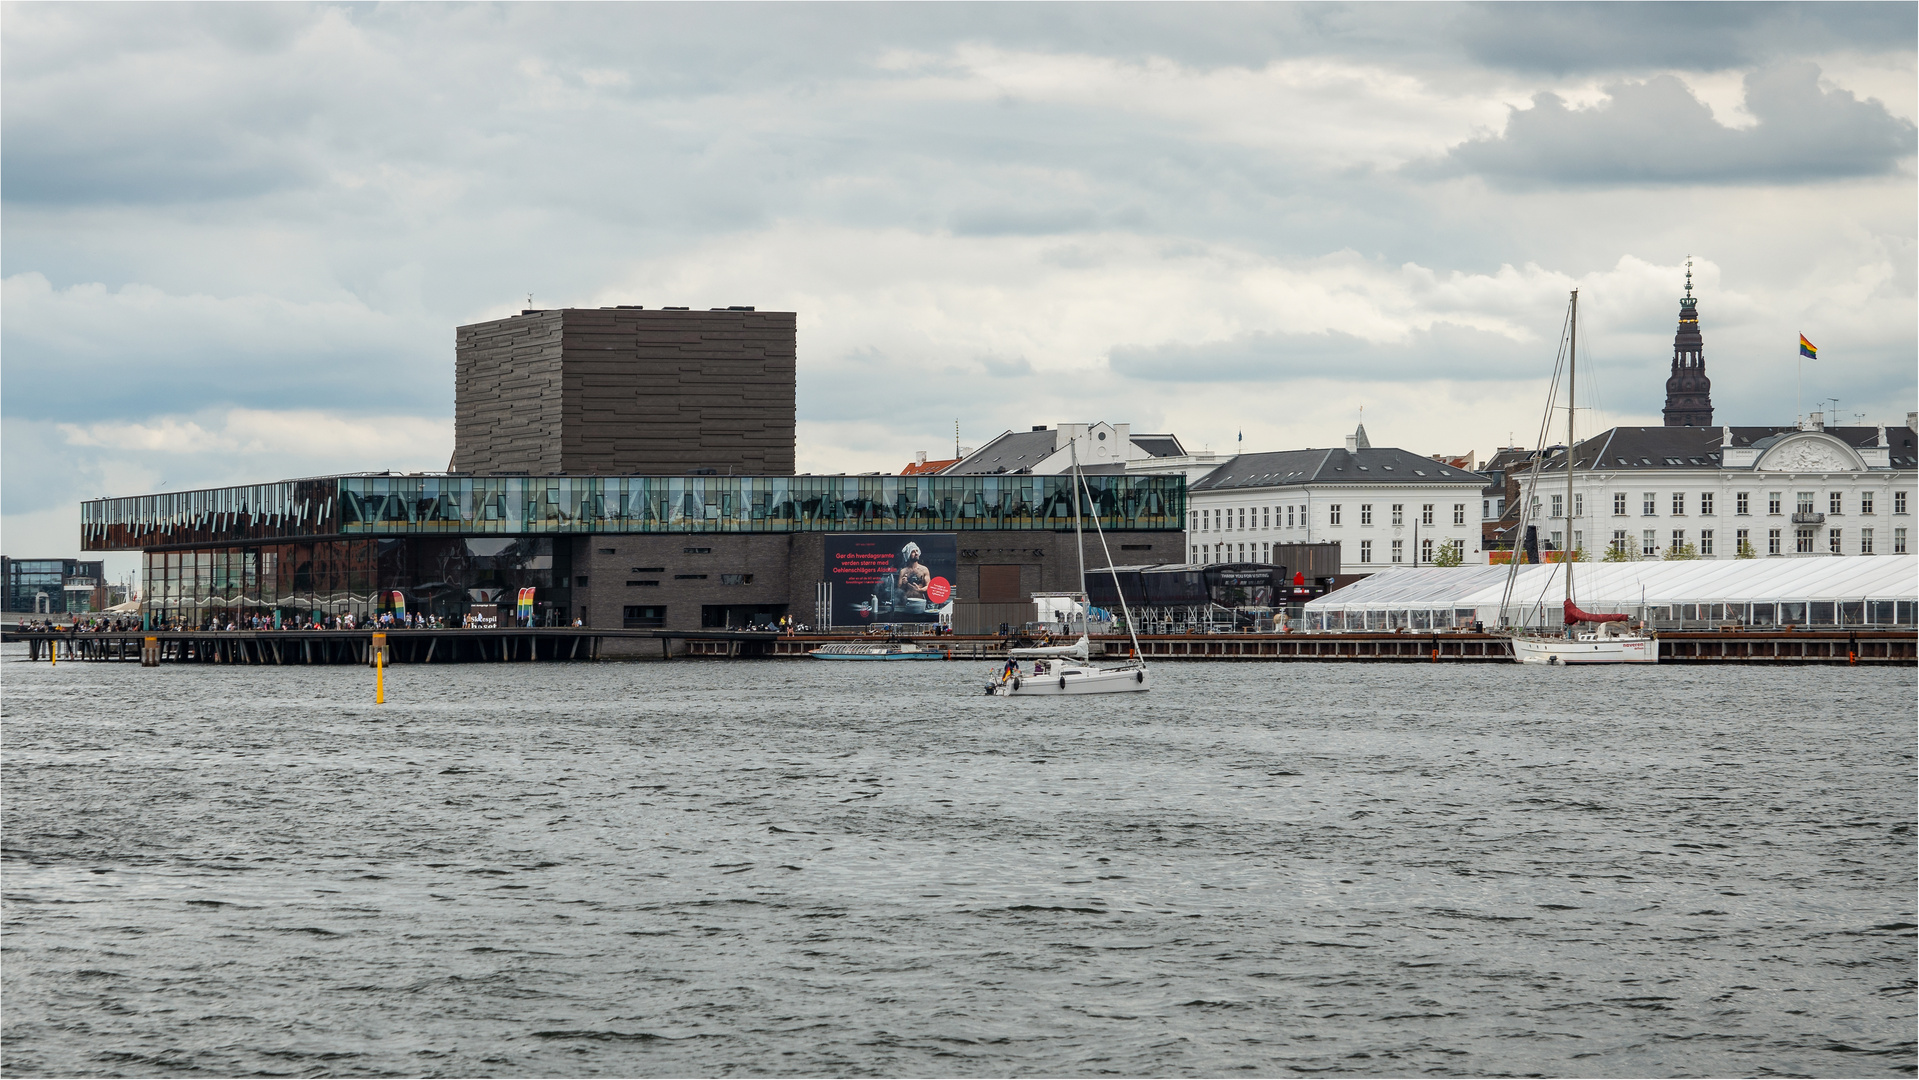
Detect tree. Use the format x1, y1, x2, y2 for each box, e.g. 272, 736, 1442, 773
1663, 541, 1700, 561
1736, 539, 1758, 559
1432, 540, 1464, 567
1602, 538, 1638, 562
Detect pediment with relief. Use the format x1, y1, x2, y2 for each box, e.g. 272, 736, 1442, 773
1755, 434, 1865, 473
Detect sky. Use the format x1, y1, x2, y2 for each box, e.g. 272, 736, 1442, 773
4, 1, 1915, 577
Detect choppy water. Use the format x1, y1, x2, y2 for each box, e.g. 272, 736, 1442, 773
3, 645, 1914, 1078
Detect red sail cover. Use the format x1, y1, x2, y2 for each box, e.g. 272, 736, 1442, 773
1564, 600, 1628, 624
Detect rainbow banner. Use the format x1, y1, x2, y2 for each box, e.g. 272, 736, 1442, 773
1799, 334, 1817, 360
517, 587, 535, 622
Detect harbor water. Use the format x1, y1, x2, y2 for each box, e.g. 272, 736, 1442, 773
3, 646, 1914, 1077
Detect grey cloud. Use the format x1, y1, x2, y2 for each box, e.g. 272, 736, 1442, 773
1108, 323, 1558, 384
1435, 63, 1917, 186
1450, 2, 1916, 76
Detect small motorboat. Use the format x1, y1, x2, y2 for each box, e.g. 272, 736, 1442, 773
809, 641, 946, 660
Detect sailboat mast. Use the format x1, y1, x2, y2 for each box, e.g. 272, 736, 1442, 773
1565, 289, 1577, 610
1070, 439, 1089, 636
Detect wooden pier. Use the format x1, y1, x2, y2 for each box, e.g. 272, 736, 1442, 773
7, 627, 1912, 665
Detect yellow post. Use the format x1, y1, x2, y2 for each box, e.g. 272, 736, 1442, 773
372, 631, 387, 704
50, 633, 57, 666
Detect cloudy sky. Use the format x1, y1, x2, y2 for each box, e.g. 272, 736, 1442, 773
4, 2, 1915, 573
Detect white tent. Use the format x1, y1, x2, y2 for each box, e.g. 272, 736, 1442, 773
1304, 556, 1918, 631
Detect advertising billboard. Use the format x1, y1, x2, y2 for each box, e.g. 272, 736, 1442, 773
824, 534, 958, 625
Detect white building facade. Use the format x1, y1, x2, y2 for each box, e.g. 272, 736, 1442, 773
1520, 421, 1918, 561
1187, 430, 1487, 577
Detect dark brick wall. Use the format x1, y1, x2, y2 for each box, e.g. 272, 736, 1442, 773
571, 529, 1185, 631
455, 308, 797, 476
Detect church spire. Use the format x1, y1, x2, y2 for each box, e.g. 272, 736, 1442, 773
1663, 257, 1713, 427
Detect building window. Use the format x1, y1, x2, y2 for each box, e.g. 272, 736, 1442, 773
683, 547, 711, 554
1796, 492, 1815, 515
1613, 492, 1627, 515
1828, 529, 1842, 554
674, 574, 708, 580
1895, 491, 1908, 515
1862, 491, 1874, 514
1329, 504, 1342, 526
1768, 528, 1782, 555
1642, 530, 1658, 557
1421, 538, 1434, 563
1768, 492, 1782, 515
720, 573, 753, 585
1896, 527, 1908, 554
1214, 509, 1222, 531
1672, 492, 1685, 516
1612, 529, 1629, 554
1643, 493, 1657, 516
1359, 540, 1373, 564
1391, 539, 1404, 563
1453, 503, 1465, 526
1550, 531, 1563, 551
1861, 528, 1874, 554
630, 566, 664, 573
1671, 529, 1685, 551
1551, 494, 1563, 518
622, 605, 665, 629
1360, 504, 1373, 526
1287, 506, 1295, 528
1829, 492, 1843, 515
1572, 529, 1582, 551
1736, 527, 1750, 554
1796, 527, 1814, 553
1422, 504, 1434, 526
1238, 508, 1246, 530
1191, 511, 1199, 531
1699, 529, 1714, 556
1736, 492, 1750, 515
1700, 492, 1713, 516
626, 580, 660, 587
1573, 493, 1583, 518
1262, 507, 1270, 529
1390, 504, 1403, 527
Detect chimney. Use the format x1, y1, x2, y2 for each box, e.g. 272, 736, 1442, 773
915, 451, 927, 465
1907, 411, 1916, 432
1810, 411, 1824, 430
1344, 433, 1358, 452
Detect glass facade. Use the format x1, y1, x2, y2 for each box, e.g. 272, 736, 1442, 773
83, 473, 1185, 551
3, 558, 106, 614
141, 537, 568, 629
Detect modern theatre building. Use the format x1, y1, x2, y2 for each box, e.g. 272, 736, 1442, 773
80, 306, 1186, 635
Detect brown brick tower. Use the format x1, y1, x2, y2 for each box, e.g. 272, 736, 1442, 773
1662, 259, 1713, 427
453, 306, 796, 475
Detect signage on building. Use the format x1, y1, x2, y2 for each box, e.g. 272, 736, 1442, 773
824, 534, 957, 624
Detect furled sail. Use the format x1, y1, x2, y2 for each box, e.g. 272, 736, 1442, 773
1564, 600, 1628, 625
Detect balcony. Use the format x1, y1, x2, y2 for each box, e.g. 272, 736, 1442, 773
1790, 511, 1826, 525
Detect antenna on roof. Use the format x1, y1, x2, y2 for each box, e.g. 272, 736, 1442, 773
955, 418, 960, 460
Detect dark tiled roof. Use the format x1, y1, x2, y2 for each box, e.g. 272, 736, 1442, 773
1192, 447, 1486, 492
1533, 426, 1919, 472
943, 429, 1058, 474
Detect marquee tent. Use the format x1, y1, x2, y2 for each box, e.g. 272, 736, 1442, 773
1304, 556, 1917, 631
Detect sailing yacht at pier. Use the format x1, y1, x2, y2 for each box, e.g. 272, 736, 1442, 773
1502, 290, 1659, 665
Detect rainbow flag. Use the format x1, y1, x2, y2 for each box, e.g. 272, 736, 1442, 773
1799, 334, 1817, 359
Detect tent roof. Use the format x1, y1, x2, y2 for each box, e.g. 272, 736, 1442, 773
1306, 556, 1918, 610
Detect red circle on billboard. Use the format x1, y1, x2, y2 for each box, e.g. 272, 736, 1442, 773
927, 577, 952, 604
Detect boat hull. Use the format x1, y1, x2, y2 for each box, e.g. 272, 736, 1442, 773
1510, 634, 1658, 665
990, 665, 1151, 695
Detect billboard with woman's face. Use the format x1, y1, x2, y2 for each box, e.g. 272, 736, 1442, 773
824, 534, 958, 624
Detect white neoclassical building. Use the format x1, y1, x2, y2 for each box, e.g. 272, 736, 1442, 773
1519, 418, 1918, 560
1187, 426, 1488, 577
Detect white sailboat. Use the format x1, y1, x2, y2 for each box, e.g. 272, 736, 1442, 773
987, 446, 1151, 695
1502, 289, 1659, 666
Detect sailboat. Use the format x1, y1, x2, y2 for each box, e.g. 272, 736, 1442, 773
1502, 289, 1659, 666
986, 445, 1152, 695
